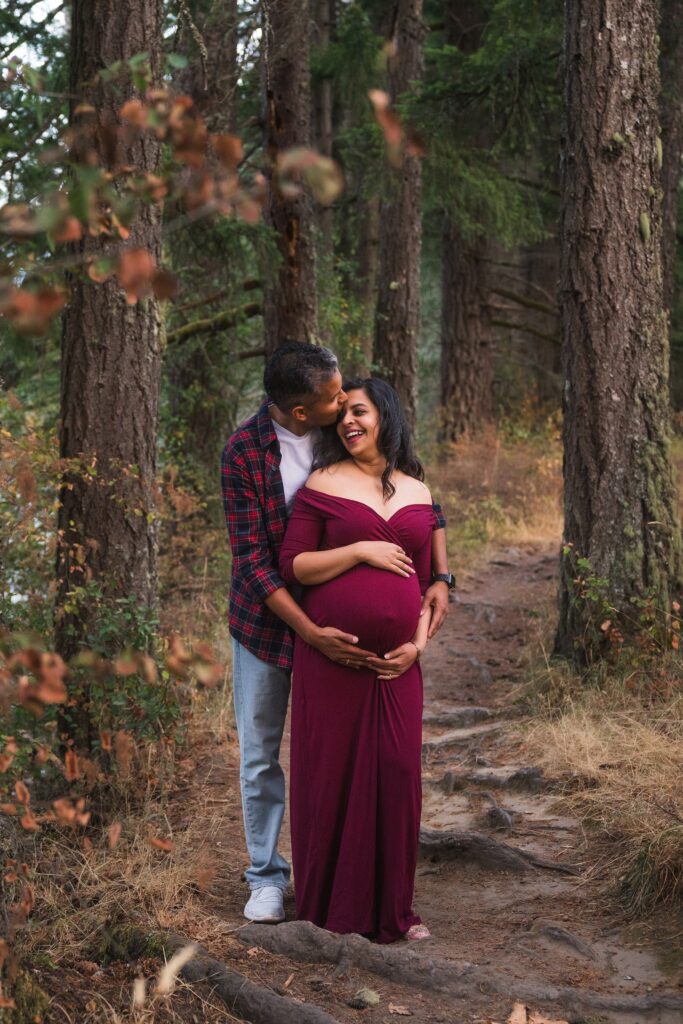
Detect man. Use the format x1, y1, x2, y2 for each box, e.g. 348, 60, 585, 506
221, 342, 452, 924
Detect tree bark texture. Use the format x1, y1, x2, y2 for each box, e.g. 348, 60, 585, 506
175, 0, 239, 133
312, 0, 335, 250
373, 0, 424, 428
262, 0, 318, 355
439, 222, 492, 441
167, 0, 241, 468
437, 1, 493, 441
57, 0, 164, 660
659, 0, 683, 319
556, 0, 682, 659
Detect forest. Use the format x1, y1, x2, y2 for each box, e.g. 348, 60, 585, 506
0, 0, 682, 1021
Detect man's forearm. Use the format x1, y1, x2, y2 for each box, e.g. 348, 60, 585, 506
264, 587, 318, 642
431, 527, 448, 575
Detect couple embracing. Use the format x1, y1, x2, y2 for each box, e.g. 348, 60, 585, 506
221, 343, 454, 944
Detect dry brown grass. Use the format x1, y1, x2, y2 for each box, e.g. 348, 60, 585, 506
28, 814, 207, 965
526, 671, 683, 914
427, 430, 563, 572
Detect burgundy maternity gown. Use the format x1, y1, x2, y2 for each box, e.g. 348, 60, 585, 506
279, 485, 436, 943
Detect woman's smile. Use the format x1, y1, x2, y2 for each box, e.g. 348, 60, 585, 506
337, 389, 380, 454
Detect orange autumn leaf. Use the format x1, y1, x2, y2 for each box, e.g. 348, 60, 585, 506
53, 798, 76, 824
211, 133, 243, 169
20, 810, 39, 832
148, 835, 174, 852
108, 821, 122, 849
100, 730, 112, 752
33, 652, 68, 704
64, 750, 81, 782
0, 755, 14, 773
0, 285, 66, 335
116, 248, 157, 304
113, 654, 138, 677
14, 781, 30, 806
119, 98, 148, 127
113, 731, 135, 776
368, 89, 404, 148
151, 268, 178, 300
0, 804, 17, 815
137, 654, 158, 684
53, 215, 83, 243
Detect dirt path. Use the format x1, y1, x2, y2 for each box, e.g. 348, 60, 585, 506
171, 543, 683, 1024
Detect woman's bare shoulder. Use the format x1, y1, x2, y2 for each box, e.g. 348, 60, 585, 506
305, 463, 353, 495
394, 471, 432, 505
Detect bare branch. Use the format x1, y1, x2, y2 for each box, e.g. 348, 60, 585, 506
490, 286, 558, 317
166, 301, 262, 344
491, 317, 560, 347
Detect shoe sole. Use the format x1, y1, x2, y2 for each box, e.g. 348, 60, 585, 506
243, 913, 285, 923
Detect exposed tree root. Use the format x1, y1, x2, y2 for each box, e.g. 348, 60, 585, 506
418, 827, 580, 874
434, 765, 548, 795
422, 721, 502, 754
422, 706, 493, 729
151, 930, 342, 1024
237, 921, 683, 1022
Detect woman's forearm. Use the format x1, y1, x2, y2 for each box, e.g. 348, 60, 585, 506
412, 606, 431, 653
292, 543, 362, 585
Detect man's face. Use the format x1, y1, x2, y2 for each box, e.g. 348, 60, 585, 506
295, 371, 347, 427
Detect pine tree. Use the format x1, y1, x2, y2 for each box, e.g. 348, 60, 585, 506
556, 0, 682, 659
262, 0, 318, 354
57, 0, 164, 679
373, 0, 425, 427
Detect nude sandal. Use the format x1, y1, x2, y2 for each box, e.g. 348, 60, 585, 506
405, 923, 431, 941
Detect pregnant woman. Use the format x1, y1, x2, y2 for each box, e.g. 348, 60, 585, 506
279, 378, 437, 943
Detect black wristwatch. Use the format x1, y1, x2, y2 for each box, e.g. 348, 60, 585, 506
431, 572, 456, 590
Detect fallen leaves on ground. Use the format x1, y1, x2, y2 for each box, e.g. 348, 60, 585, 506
507, 1003, 569, 1024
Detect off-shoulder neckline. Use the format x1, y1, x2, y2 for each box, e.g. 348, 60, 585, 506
301, 485, 433, 525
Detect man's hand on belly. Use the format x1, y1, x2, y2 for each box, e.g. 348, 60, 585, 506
306, 624, 378, 668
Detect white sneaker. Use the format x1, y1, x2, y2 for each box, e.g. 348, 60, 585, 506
244, 885, 285, 923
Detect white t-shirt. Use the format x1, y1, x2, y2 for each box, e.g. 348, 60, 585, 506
273, 421, 320, 510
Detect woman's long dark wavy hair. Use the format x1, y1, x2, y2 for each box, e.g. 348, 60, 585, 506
313, 377, 425, 500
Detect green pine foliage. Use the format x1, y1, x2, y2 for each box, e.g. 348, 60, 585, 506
415, 0, 562, 243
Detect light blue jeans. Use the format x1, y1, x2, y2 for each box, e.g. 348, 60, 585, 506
231, 639, 291, 891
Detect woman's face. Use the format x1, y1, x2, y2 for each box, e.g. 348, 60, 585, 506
337, 388, 381, 458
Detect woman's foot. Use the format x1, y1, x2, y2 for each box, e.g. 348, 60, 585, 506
405, 923, 431, 941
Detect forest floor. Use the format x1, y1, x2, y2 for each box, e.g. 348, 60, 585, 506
37, 539, 681, 1024
26, 439, 683, 1023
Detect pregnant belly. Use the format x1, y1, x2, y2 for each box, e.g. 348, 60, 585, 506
301, 564, 422, 655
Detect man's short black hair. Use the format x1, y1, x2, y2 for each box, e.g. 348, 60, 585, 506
263, 342, 339, 412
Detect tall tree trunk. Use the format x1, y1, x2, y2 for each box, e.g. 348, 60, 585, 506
176, 0, 239, 133
312, 0, 335, 251
56, 0, 164, 669
262, 0, 318, 355
373, 0, 424, 427
439, 224, 492, 441
354, 192, 380, 373
556, 0, 681, 660
168, 0, 241, 468
437, 1, 492, 440
659, 0, 683, 321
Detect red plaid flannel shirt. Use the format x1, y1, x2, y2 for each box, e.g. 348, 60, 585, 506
221, 399, 447, 670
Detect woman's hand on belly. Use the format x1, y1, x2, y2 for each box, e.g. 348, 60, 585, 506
374, 642, 419, 680
356, 541, 415, 577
